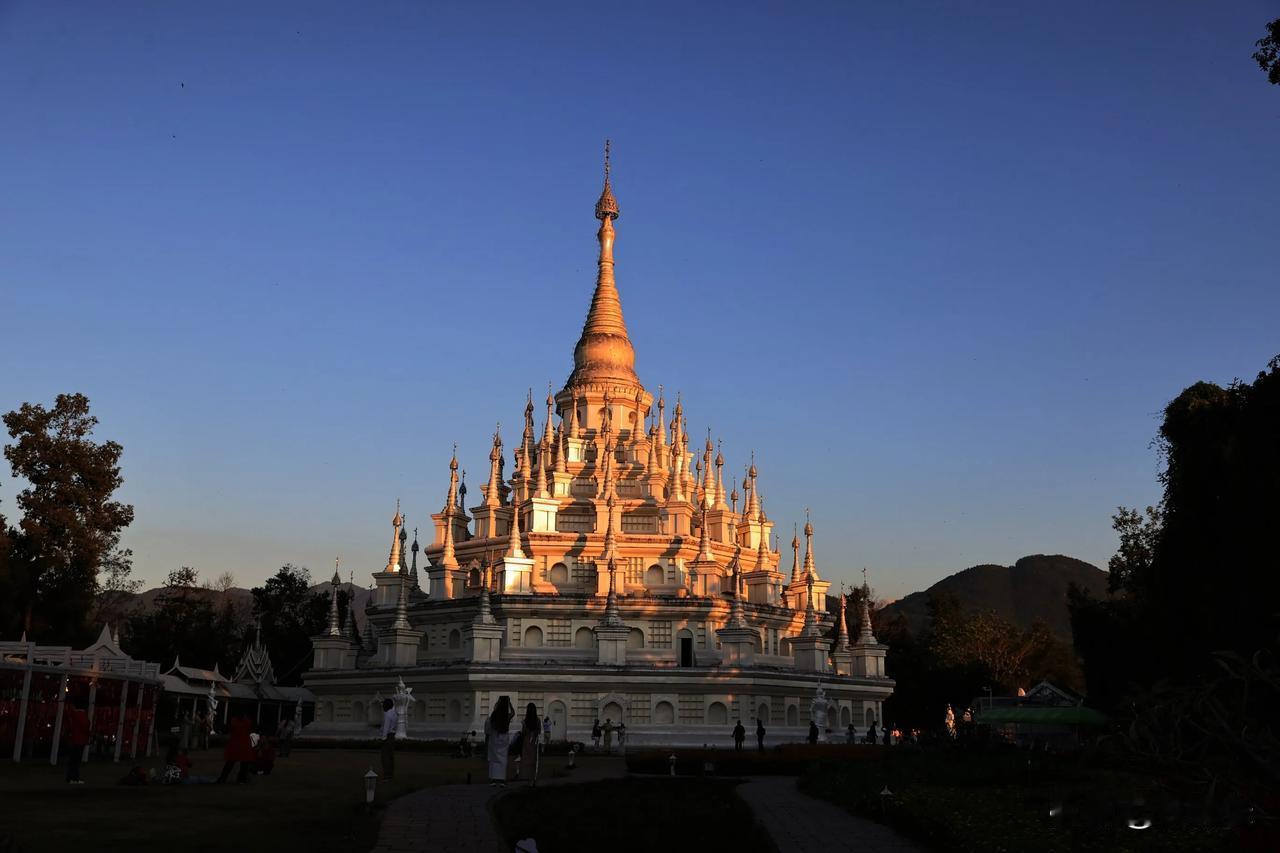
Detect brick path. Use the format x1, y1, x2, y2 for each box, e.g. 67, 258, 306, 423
737, 776, 924, 853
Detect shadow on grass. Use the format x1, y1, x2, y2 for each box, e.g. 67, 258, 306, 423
0, 746, 475, 853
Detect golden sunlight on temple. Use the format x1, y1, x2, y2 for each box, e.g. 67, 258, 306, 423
305, 146, 893, 742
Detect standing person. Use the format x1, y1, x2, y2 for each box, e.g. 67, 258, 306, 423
277, 716, 294, 757
602, 718, 614, 754
379, 698, 398, 780
520, 704, 541, 785
732, 720, 746, 751
216, 711, 255, 783
846, 723, 857, 744
756, 718, 766, 751
485, 696, 515, 786
64, 699, 90, 784
179, 709, 193, 751
882, 725, 892, 747
195, 709, 209, 751
807, 720, 819, 745
866, 719, 879, 745
591, 719, 601, 751
617, 723, 626, 756
541, 715, 552, 753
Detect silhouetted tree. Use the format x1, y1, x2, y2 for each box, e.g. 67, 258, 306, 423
1254, 18, 1280, 84
125, 567, 242, 672
251, 564, 348, 685
1071, 355, 1280, 804
2, 393, 134, 642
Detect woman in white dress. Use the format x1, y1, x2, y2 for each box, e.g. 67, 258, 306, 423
486, 695, 515, 785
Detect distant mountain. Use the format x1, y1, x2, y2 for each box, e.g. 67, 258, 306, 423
876, 554, 1108, 642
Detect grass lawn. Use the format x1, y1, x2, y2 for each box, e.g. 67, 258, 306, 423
493, 777, 773, 853
0, 745, 473, 853
798, 747, 1232, 852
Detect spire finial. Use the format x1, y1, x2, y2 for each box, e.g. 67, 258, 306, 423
594, 139, 619, 221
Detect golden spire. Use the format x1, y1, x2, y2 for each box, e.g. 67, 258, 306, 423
485, 425, 503, 508
441, 455, 460, 569
803, 508, 818, 580
835, 583, 850, 650
790, 523, 801, 585
567, 140, 639, 391
505, 488, 526, 560
385, 502, 403, 573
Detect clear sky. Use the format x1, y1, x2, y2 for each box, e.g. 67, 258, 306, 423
1, 2, 1277, 600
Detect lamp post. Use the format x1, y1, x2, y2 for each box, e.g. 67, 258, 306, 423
364, 768, 379, 812
567, 745, 576, 770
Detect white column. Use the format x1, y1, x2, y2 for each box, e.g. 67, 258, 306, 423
49, 673, 68, 766
129, 681, 144, 759
10, 642, 35, 761
113, 681, 129, 762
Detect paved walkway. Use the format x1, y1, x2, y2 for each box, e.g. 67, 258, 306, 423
370, 755, 625, 853
738, 776, 925, 853
373, 762, 923, 853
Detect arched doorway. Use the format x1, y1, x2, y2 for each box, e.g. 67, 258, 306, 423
756, 703, 769, 723
574, 627, 594, 649
841, 705, 851, 726
677, 628, 695, 667
627, 628, 644, 648
864, 707, 875, 728
368, 702, 381, 724
707, 702, 728, 725
352, 700, 365, 722
548, 700, 567, 741
524, 625, 544, 647
550, 563, 569, 584
786, 705, 798, 726
654, 701, 675, 725
447, 699, 462, 723
448, 629, 461, 649
645, 564, 664, 586
602, 701, 625, 726
319, 701, 334, 722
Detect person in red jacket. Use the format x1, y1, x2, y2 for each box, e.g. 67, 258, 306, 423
65, 699, 91, 784
216, 711, 255, 784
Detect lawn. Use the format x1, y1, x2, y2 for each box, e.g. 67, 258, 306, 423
798, 746, 1234, 852
0, 745, 471, 853
494, 777, 773, 853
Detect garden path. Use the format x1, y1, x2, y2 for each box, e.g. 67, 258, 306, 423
370, 754, 625, 853
738, 776, 925, 853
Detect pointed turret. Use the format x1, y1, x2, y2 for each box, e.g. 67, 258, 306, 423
713, 443, 727, 509
409, 529, 420, 589
484, 426, 503, 508
385, 503, 404, 573
567, 140, 639, 391
835, 586, 850, 651
505, 483, 526, 560
398, 518, 409, 572
801, 574, 820, 637
727, 562, 748, 628
475, 563, 496, 624
391, 570, 410, 631
601, 558, 623, 626
790, 524, 801, 584
803, 510, 820, 580
857, 574, 878, 644
327, 564, 341, 637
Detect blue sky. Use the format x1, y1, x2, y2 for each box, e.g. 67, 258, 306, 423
1, 1, 1277, 599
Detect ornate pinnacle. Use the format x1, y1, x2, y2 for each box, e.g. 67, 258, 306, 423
595, 139, 619, 221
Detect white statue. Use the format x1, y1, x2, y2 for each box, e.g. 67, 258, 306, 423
392, 677, 413, 740
809, 683, 831, 743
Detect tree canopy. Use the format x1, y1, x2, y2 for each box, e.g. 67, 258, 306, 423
1, 393, 134, 642
1254, 18, 1280, 85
